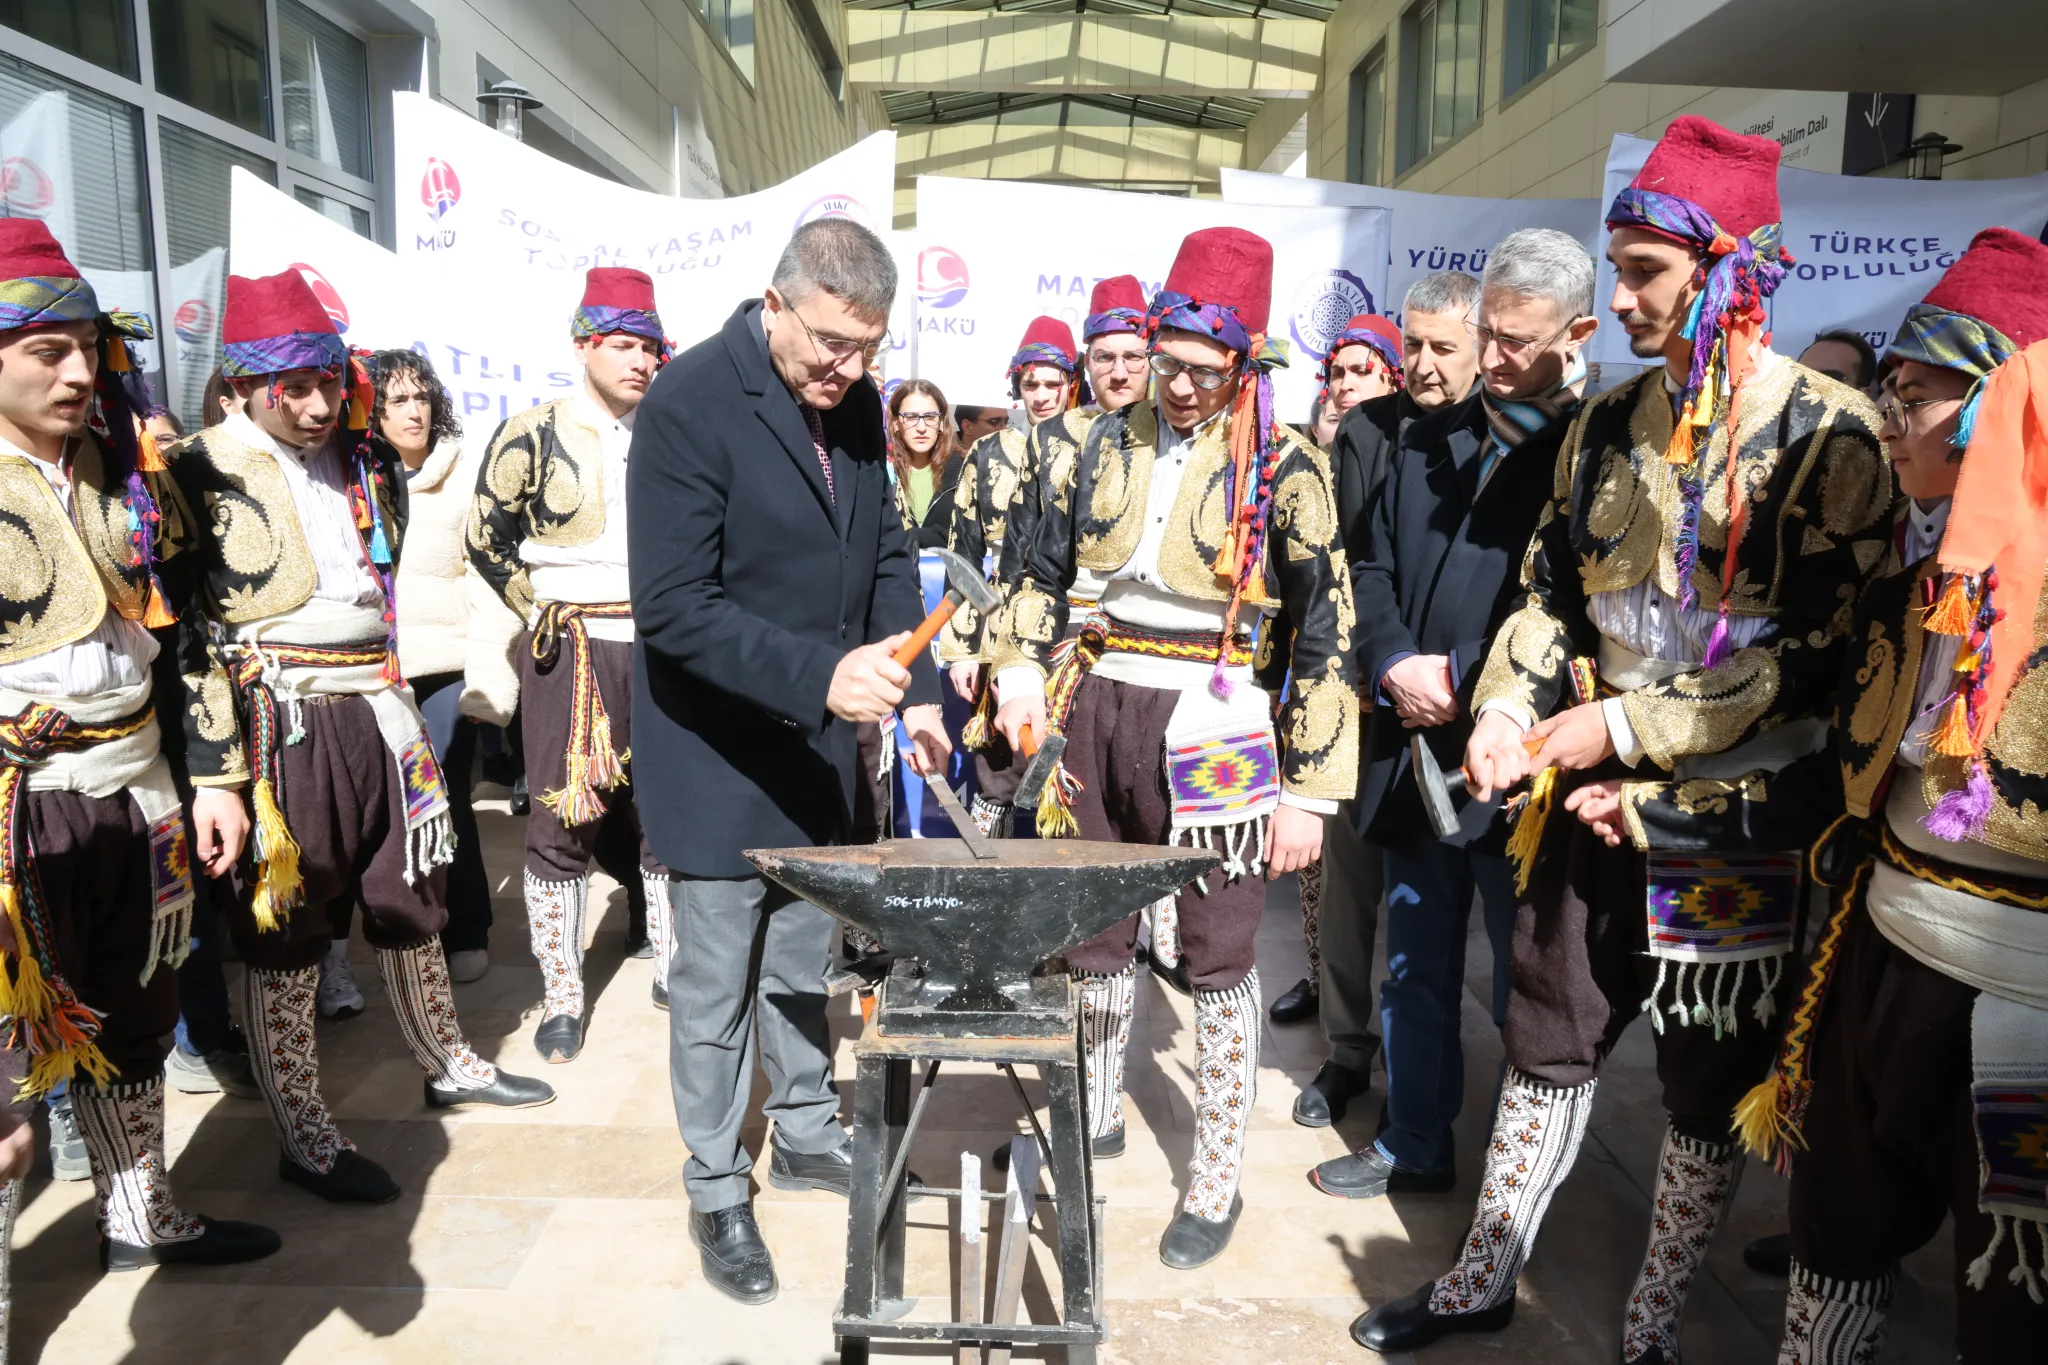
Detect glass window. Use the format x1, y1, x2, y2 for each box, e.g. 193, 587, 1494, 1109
279, 0, 371, 180
294, 185, 369, 237
0, 52, 160, 401
1398, 0, 1483, 174
1504, 0, 1597, 98
150, 0, 271, 137
1347, 49, 1385, 185
0, 0, 139, 80
700, 0, 756, 85
160, 119, 275, 427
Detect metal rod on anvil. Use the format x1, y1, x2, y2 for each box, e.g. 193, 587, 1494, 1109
925, 777, 1000, 860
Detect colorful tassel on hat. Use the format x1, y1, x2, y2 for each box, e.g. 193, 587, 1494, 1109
1925, 575, 1975, 635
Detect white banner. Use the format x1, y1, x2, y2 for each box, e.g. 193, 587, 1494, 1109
2, 90, 76, 253
1593, 133, 2048, 366
1221, 167, 1597, 325
913, 175, 1391, 419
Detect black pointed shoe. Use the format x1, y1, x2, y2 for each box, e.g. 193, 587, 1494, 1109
1744, 1232, 1793, 1278
1268, 976, 1319, 1024
1293, 1060, 1370, 1128
1310, 1146, 1453, 1199
425, 1071, 556, 1110
623, 914, 653, 960
1153, 957, 1192, 997
1159, 1195, 1241, 1269
103, 1216, 282, 1271
1351, 1280, 1515, 1353
691, 1204, 778, 1305
652, 978, 669, 1011
1093, 1125, 1126, 1160
279, 1149, 400, 1204
534, 1011, 584, 1064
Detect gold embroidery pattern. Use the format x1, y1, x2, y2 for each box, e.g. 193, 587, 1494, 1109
0, 459, 104, 664
184, 667, 240, 743
1157, 417, 1235, 599
1817, 433, 1890, 538
1843, 563, 1932, 818
1617, 647, 1780, 771
1077, 404, 1155, 571
1472, 597, 1566, 718
1284, 657, 1358, 801
1845, 620, 1898, 747
1923, 570, 2048, 855
188, 429, 319, 624
66, 441, 149, 618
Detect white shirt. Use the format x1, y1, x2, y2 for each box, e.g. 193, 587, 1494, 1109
0, 437, 157, 699
1899, 498, 1959, 770
521, 387, 635, 640
225, 411, 382, 608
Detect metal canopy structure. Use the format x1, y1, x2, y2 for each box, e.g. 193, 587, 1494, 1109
881, 89, 1262, 129
848, 0, 1338, 20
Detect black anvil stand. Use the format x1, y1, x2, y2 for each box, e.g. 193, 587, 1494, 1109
748, 839, 1218, 1365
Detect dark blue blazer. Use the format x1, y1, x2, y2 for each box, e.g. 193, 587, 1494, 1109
629, 300, 939, 877
1350, 392, 1566, 852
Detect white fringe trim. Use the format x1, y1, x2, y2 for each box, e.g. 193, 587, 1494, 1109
1642, 953, 1787, 1040
403, 811, 456, 886
1169, 812, 1269, 889
1968, 1212, 2048, 1304
139, 899, 194, 986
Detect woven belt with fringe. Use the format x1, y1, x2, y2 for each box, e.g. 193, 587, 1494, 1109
0, 701, 154, 1096
1734, 815, 2048, 1173
531, 601, 633, 828
228, 640, 390, 933
1032, 616, 1255, 837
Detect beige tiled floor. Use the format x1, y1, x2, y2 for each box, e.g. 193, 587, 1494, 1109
12, 797, 1958, 1363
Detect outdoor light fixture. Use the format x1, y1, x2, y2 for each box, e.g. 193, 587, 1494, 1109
482, 80, 542, 141
1908, 131, 1963, 181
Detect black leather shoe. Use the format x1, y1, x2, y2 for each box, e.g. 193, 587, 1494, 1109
1744, 1232, 1793, 1278
1154, 957, 1192, 997
1093, 1125, 1125, 1160
279, 1149, 400, 1204
425, 1071, 556, 1110
768, 1138, 855, 1196
1268, 976, 1319, 1024
1310, 1146, 1453, 1199
509, 775, 530, 817
1159, 1195, 1241, 1269
102, 1216, 282, 1270
1293, 1060, 1370, 1128
534, 1012, 584, 1064
691, 1204, 778, 1305
1351, 1280, 1514, 1353
652, 979, 669, 1011
623, 916, 653, 960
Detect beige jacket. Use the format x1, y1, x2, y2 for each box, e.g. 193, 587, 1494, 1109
392, 437, 523, 722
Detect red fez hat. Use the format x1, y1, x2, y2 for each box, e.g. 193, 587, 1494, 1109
1089, 275, 1145, 317
1015, 315, 1077, 365
223, 270, 338, 345
0, 217, 82, 283
1630, 115, 1781, 238
1334, 314, 1403, 358
579, 266, 658, 315
1163, 228, 1274, 337
1920, 228, 2048, 351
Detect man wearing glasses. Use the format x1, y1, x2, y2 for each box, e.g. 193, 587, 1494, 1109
627, 218, 947, 1305
991, 228, 1358, 1270
937, 315, 1078, 835
469, 266, 682, 1061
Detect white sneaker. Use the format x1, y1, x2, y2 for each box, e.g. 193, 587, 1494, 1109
448, 949, 490, 983
318, 942, 366, 1020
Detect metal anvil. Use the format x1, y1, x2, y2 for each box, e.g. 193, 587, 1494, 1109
747, 839, 1219, 1038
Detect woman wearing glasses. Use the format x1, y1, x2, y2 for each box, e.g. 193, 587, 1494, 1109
886, 378, 959, 547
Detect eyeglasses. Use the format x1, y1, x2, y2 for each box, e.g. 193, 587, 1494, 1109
1148, 351, 1233, 390
1470, 317, 1579, 360
1877, 393, 1952, 427
897, 411, 943, 427
1090, 350, 1149, 372
790, 305, 890, 363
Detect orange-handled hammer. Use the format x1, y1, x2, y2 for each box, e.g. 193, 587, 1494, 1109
891, 547, 1001, 669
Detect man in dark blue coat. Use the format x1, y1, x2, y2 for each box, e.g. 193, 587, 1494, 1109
628, 218, 947, 1305
1309, 229, 1597, 1202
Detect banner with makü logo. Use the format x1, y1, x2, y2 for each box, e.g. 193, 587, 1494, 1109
911, 175, 1390, 419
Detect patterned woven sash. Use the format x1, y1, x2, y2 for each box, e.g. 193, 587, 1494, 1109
531, 600, 633, 827
0, 702, 155, 1097
1642, 851, 1802, 1038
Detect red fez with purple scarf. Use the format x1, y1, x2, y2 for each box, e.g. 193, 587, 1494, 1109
571, 267, 670, 362
1323, 313, 1404, 388
1083, 275, 1146, 341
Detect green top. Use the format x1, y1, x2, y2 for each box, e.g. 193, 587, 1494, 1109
904, 462, 936, 523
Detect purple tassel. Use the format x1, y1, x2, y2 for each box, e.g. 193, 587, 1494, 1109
1208, 654, 1235, 700
1702, 606, 1733, 670
1923, 760, 1993, 842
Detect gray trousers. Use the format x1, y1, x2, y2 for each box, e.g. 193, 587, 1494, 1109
666, 875, 844, 1211
1318, 804, 1385, 1072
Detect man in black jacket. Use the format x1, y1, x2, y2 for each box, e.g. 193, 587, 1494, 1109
1310, 231, 1596, 1200
628, 219, 948, 1305
1294, 270, 1481, 1126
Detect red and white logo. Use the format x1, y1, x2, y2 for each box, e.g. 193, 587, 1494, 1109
917, 246, 970, 310
420, 158, 461, 221
0, 157, 56, 215
172, 299, 214, 345
290, 262, 350, 334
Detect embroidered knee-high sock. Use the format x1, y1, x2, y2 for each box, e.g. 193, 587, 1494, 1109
1622, 1125, 1747, 1361
1184, 967, 1260, 1222
643, 869, 677, 977
1078, 968, 1137, 1140
524, 872, 587, 1020
1430, 1068, 1598, 1315
243, 965, 352, 1174
71, 1076, 203, 1248
1777, 1260, 1891, 1364
970, 793, 1013, 838
0, 1177, 16, 1352
378, 939, 498, 1092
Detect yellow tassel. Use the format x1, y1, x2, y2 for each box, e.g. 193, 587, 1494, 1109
107, 341, 132, 373
1505, 766, 1558, 894
248, 778, 302, 933
142, 584, 176, 628
1664, 403, 1697, 465
1035, 762, 1080, 838
0, 895, 55, 1025
1931, 694, 1976, 758
1924, 576, 1974, 635
1732, 1072, 1800, 1163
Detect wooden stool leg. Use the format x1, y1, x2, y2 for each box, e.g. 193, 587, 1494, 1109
986, 1135, 1040, 1365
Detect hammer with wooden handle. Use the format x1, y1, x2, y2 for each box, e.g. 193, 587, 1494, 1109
891, 546, 1001, 669
1410, 730, 1547, 840
1009, 722, 1068, 813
